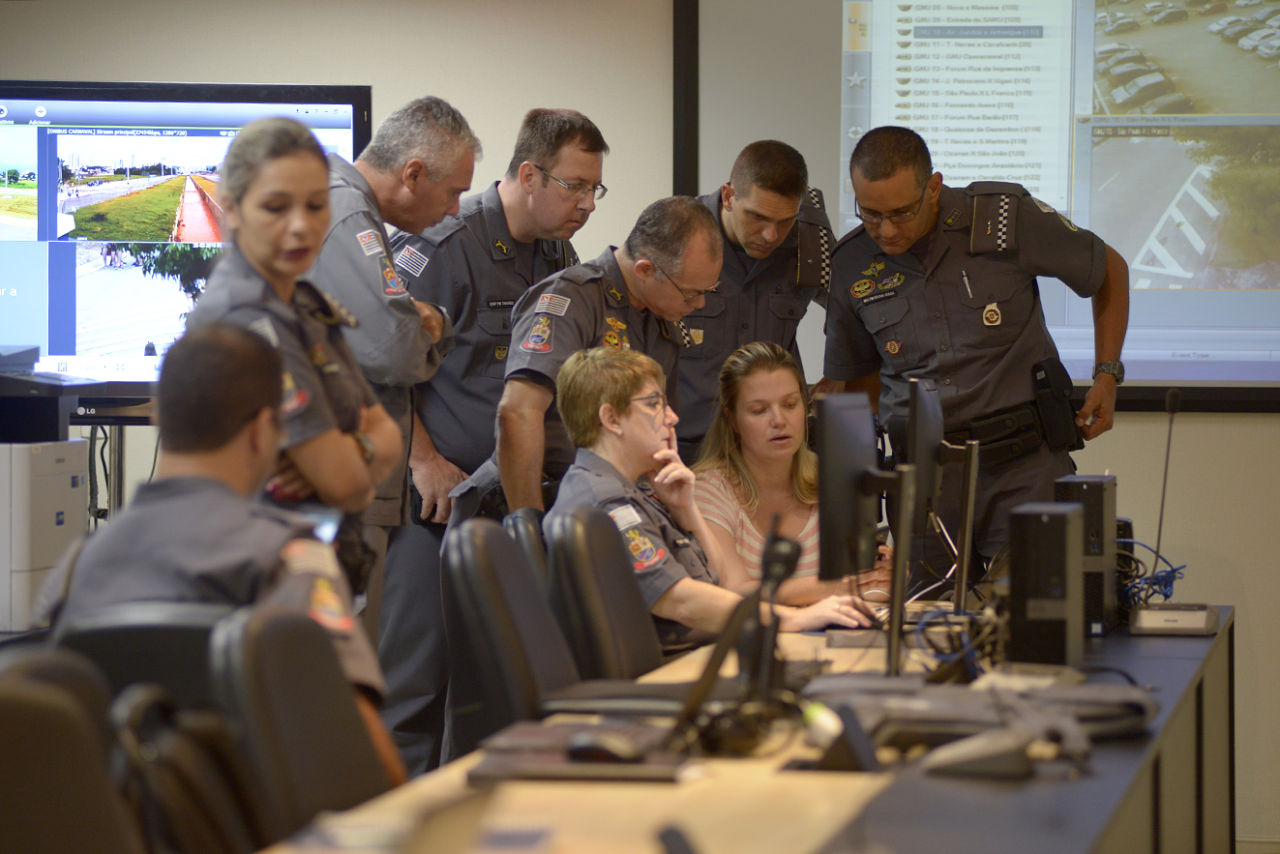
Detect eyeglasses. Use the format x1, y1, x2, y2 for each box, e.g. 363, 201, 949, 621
651, 259, 719, 303
629, 391, 669, 413
854, 186, 928, 225
535, 165, 607, 201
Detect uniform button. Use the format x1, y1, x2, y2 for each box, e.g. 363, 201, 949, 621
940, 344, 949, 352
741, 323, 749, 330
933, 312, 942, 319
942, 378, 953, 385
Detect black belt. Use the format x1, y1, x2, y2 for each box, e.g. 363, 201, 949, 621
945, 401, 1044, 467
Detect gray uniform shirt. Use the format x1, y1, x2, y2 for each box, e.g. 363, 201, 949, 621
311, 154, 449, 525
823, 182, 1106, 429
45, 477, 384, 698
388, 182, 577, 475
544, 448, 717, 653
189, 244, 376, 448
505, 247, 681, 480
675, 191, 823, 446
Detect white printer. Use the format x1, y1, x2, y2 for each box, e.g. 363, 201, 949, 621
1, 440, 88, 631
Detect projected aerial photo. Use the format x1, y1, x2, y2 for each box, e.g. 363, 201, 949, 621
1088, 124, 1280, 290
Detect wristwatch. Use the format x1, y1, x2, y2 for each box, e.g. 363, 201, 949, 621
1092, 361, 1125, 385
352, 431, 376, 465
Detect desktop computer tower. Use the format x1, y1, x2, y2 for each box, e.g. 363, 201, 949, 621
1007, 502, 1083, 667
1, 440, 88, 631
1055, 475, 1118, 636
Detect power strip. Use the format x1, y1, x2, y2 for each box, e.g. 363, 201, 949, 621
1129, 603, 1219, 636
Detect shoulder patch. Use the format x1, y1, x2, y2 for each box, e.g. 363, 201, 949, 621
623, 527, 667, 572
280, 539, 341, 580
356, 229, 384, 257
535, 293, 571, 316
247, 316, 278, 347
280, 371, 310, 417
395, 244, 429, 278
381, 257, 407, 295
307, 576, 354, 633
607, 504, 643, 531
520, 315, 553, 353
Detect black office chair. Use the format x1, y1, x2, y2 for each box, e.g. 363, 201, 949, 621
440, 518, 717, 757
544, 505, 666, 680
0, 647, 147, 854
54, 601, 235, 708
209, 607, 392, 842
503, 506, 549, 584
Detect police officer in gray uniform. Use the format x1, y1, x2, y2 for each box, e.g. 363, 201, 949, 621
187, 116, 403, 601
35, 326, 405, 784
310, 97, 479, 635
548, 447, 719, 652
678, 141, 835, 461
823, 126, 1129, 590
377, 109, 607, 774
479, 195, 724, 515
542, 347, 871, 657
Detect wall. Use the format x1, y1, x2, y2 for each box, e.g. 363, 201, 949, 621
699, 0, 1278, 847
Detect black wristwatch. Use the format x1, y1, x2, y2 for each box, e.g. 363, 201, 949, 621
1092, 361, 1125, 385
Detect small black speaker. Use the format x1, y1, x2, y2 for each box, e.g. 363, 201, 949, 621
1055, 475, 1117, 636
1007, 503, 1083, 667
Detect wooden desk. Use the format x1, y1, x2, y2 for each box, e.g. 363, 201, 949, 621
269, 611, 1234, 854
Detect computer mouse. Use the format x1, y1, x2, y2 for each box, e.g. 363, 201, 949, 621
564, 729, 644, 763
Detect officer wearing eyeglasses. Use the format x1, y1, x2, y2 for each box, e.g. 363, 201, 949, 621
374, 109, 606, 773
822, 126, 1130, 593
447, 196, 723, 540
676, 140, 835, 462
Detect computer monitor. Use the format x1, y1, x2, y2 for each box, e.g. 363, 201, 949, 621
896, 378, 944, 533
0, 79, 372, 391
816, 392, 883, 583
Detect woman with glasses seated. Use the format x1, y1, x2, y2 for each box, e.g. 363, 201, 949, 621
693, 342, 892, 607
543, 347, 873, 653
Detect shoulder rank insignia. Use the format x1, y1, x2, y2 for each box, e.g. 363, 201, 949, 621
494, 239, 510, 255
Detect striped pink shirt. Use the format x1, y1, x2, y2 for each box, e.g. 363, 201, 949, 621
694, 468, 819, 580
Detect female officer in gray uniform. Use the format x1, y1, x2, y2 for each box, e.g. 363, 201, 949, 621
187, 117, 402, 592
543, 347, 872, 653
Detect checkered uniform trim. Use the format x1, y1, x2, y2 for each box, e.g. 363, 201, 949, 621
995, 194, 1012, 252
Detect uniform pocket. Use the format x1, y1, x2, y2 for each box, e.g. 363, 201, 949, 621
956, 269, 1032, 348
858, 295, 916, 370
475, 309, 512, 379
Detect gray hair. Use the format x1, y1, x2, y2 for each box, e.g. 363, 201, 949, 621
623, 196, 720, 274
218, 116, 327, 206
357, 96, 481, 179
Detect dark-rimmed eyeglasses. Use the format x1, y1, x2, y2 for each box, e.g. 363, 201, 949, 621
535, 165, 607, 201
854, 186, 928, 225
629, 391, 669, 413
651, 259, 719, 303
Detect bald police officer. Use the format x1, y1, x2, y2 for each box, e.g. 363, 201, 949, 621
677, 140, 834, 460
823, 126, 1129, 592
310, 97, 480, 636
377, 109, 608, 773
36, 325, 406, 785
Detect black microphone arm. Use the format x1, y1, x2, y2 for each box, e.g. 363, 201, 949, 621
1151, 388, 1180, 590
